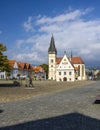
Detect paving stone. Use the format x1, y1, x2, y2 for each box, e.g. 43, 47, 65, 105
0, 81, 100, 130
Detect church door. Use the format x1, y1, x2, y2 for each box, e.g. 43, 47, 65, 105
63, 77, 67, 81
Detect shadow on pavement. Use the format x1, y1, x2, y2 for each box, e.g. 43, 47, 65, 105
0, 112, 100, 130
0, 110, 4, 114
94, 100, 100, 104
0, 83, 14, 87
94, 95, 100, 104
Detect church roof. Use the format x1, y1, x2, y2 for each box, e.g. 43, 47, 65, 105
48, 35, 57, 54
56, 57, 62, 64
56, 56, 84, 64
71, 57, 84, 64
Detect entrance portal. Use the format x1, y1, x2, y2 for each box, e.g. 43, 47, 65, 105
63, 77, 67, 81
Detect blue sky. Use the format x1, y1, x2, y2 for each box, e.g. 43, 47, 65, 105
0, 0, 100, 67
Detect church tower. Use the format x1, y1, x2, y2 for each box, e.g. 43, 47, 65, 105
48, 35, 57, 80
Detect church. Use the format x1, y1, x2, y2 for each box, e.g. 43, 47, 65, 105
48, 35, 86, 81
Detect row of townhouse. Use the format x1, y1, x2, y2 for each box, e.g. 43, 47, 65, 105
0, 60, 46, 80
9, 60, 31, 79
32, 66, 46, 80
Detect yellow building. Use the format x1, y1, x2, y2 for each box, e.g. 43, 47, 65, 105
48, 35, 86, 81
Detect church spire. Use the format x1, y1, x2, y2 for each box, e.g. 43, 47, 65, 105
71, 49, 73, 58
48, 35, 57, 54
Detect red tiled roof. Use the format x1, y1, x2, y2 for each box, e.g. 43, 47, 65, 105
9, 60, 16, 68
9, 60, 32, 70
56, 56, 84, 64
18, 62, 26, 70
56, 57, 62, 64
26, 63, 31, 69
32, 66, 44, 73
71, 57, 84, 64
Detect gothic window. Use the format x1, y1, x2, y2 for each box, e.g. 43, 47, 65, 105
51, 65, 53, 67
82, 65, 84, 76
78, 65, 80, 76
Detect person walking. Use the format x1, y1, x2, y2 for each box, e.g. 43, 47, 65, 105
29, 76, 34, 87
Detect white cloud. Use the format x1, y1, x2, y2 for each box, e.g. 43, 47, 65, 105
15, 40, 24, 49
9, 8, 100, 66
24, 16, 34, 32
36, 10, 81, 25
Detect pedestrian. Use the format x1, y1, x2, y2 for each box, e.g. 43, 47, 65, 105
29, 76, 34, 87
25, 76, 28, 87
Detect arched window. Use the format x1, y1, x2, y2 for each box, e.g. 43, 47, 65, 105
82, 65, 84, 76
51, 59, 53, 63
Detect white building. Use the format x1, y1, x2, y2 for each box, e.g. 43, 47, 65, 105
9, 60, 32, 79
0, 71, 6, 79
48, 35, 86, 81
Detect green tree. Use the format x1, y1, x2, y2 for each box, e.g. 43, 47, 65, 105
0, 43, 10, 72
40, 64, 48, 78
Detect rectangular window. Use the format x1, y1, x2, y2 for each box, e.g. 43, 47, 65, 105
69, 72, 72, 75
64, 72, 66, 75
59, 72, 61, 75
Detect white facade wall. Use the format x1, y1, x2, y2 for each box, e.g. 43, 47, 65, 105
56, 54, 75, 82
0, 71, 6, 79
73, 64, 86, 81
56, 69, 75, 81
10, 62, 19, 79
48, 53, 56, 80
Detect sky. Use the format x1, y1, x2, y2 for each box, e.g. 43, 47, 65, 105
0, 0, 100, 68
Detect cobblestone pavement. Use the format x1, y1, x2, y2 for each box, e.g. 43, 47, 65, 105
0, 81, 100, 130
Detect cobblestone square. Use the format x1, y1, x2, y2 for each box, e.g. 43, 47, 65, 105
0, 80, 100, 130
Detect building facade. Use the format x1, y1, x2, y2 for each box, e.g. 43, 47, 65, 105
48, 35, 86, 81
0, 60, 46, 80
9, 60, 32, 79
32, 66, 46, 80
